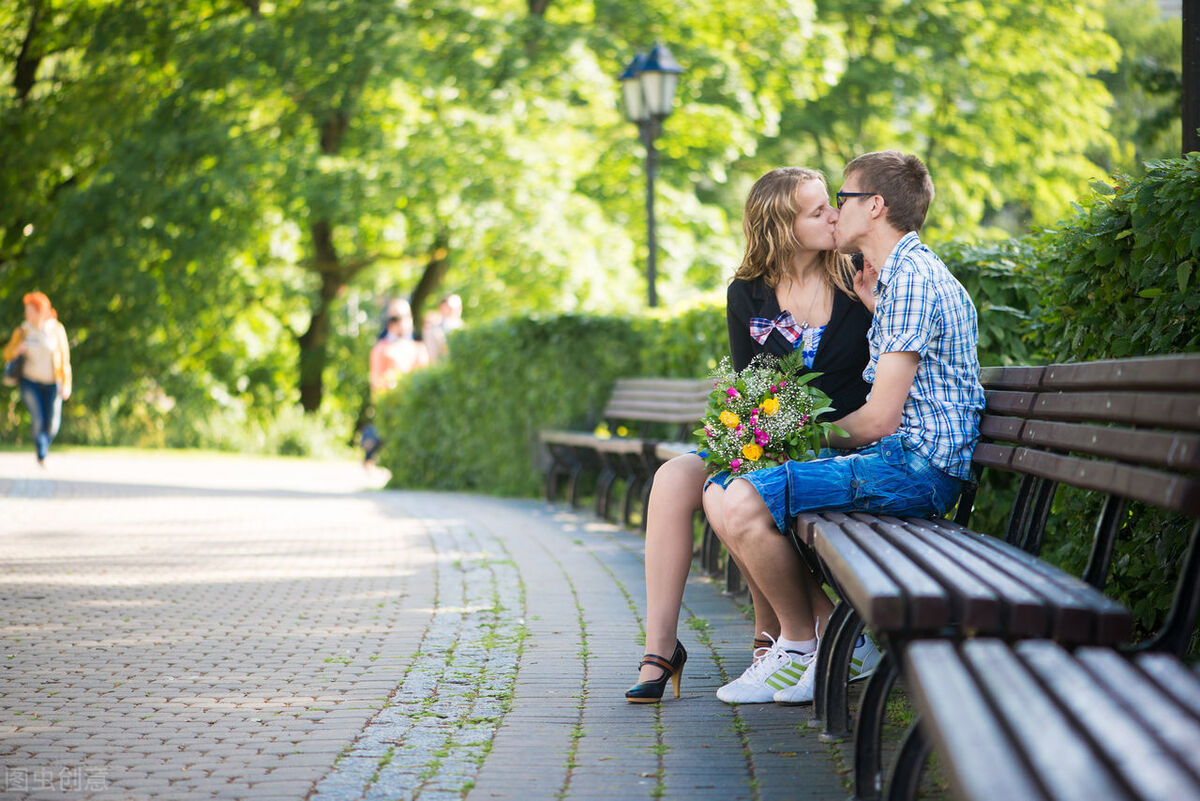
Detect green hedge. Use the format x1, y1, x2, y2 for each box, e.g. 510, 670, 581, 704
1028, 153, 1200, 641
374, 309, 725, 496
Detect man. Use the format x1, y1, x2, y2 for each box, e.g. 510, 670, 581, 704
702, 151, 985, 704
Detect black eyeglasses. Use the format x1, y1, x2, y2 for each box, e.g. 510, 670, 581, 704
835, 191, 875, 209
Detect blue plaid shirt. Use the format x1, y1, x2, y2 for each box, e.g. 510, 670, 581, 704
864, 232, 985, 480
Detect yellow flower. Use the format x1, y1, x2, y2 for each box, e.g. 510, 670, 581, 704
742, 442, 763, 461
760, 397, 780, 416
719, 410, 740, 428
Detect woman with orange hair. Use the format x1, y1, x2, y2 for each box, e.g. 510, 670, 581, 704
3, 292, 72, 465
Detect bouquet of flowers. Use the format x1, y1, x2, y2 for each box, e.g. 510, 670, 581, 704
694, 351, 846, 477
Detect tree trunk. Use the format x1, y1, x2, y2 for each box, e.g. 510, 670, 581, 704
13, 1, 43, 102
409, 230, 450, 333
296, 112, 354, 413
298, 220, 342, 412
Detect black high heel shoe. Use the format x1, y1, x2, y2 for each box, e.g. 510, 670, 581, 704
625, 641, 687, 703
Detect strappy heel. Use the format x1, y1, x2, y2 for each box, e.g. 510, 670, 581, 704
625, 641, 687, 703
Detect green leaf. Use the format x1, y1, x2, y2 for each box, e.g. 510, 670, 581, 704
1178, 262, 1194, 293
1137, 288, 1164, 299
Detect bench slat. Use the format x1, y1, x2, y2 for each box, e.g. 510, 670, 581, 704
978, 415, 1025, 442
960, 640, 1138, 801
1041, 355, 1200, 392
1020, 420, 1200, 472
540, 430, 607, 447
972, 441, 1015, 470
653, 441, 694, 462
1134, 652, 1200, 719
913, 519, 1132, 645
903, 640, 1051, 801
858, 517, 1004, 633
815, 514, 949, 632
979, 365, 1046, 392
1012, 448, 1200, 516
1032, 391, 1200, 431
602, 405, 708, 424
611, 377, 713, 393
1075, 648, 1200, 780
985, 390, 1038, 416
1016, 640, 1200, 800
591, 438, 646, 455
809, 516, 911, 632
877, 517, 1048, 637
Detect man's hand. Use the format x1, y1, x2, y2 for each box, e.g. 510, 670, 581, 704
853, 258, 879, 314
827, 351, 919, 449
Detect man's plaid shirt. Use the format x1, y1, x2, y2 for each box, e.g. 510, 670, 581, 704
864, 232, 986, 480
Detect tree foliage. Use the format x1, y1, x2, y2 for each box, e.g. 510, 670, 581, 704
0, 0, 1174, 447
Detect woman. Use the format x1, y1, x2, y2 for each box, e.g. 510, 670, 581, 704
626, 167, 874, 703
362, 299, 429, 467
4, 292, 72, 466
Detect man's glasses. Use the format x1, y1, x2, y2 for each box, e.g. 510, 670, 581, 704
835, 191, 875, 209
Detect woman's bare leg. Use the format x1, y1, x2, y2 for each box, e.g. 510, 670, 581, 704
639, 454, 706, 681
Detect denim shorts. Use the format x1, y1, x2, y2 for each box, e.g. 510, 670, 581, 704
734, 434, 964, 534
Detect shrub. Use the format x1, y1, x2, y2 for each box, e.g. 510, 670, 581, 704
374, 315, 648, 496
1027, 153, 1200, 642
1032, 152, 1200, 358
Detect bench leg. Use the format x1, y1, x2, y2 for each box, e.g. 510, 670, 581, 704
567, 464, 586, 508
852, 650, 898, 801
594, 469, 615, 519
724, 553, 743, 595
639, 477, 654, 533
810, 600, 854, 734
622, 476, 643, 528
701, 519, 721, 576
885, 718, 933, 801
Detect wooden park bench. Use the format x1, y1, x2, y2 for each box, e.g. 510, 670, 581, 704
539, 377, 711, 526
788, 353, 1200, 801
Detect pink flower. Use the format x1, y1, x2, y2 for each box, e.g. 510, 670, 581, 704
705, 427, 714, 438
780, 381, 788, 389
726, 387, 739, 398
755, 429, 769, 446
770, 384, 778, 393
731, 458, 742, 471
735, 424, 743, 434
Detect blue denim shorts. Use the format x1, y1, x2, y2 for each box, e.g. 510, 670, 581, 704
734, 435, 964, 533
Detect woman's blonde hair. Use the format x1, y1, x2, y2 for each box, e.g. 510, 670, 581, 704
734, 167, 855, 297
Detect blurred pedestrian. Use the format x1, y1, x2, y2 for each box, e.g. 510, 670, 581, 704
3, 292, 72, 466
361, 299, 428, 468
422, 293, 463, 364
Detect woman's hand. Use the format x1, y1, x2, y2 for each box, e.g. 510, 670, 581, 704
853, 258, 879, 314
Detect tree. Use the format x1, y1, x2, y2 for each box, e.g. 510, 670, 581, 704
0, 0, 1152, 446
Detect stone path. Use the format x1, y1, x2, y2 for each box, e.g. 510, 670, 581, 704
0, 450, 847, 800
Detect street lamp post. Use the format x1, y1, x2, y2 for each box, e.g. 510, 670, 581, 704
619, 43, 683, 308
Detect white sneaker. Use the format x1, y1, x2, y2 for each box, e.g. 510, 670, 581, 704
716, 634, 812, 704
850, 633, 881, 682
772, 647, 818, 705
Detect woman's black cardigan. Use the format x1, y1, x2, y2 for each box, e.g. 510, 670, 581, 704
725, 274, 872, 422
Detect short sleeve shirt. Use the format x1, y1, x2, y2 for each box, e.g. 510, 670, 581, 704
864, 232, 985, 479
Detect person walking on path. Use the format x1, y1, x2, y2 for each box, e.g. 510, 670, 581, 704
701, 151, 985, 706
361, 299, 428, 468
3, 291, 72, 466
422, 293, 463, 364
626, 167, 876, 703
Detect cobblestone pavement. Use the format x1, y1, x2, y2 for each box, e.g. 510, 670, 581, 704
0, 451, 846, 801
